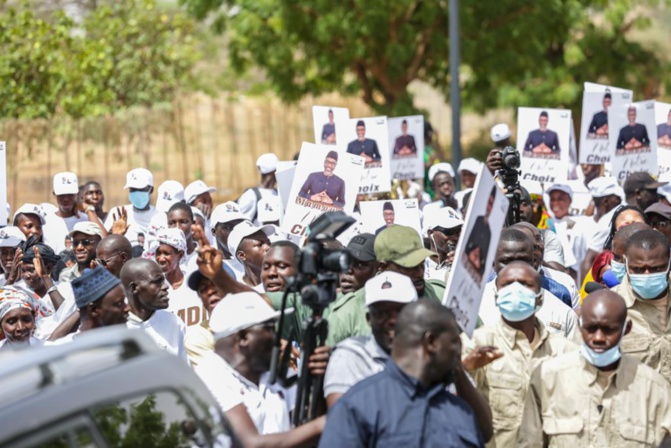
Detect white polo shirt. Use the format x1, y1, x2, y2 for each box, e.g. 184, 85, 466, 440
127, 310, 187, 362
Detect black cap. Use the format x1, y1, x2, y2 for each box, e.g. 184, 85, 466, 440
327, 150, 339, 161
622, 172, 656, 194
356, 120, 365, 127
383, 201, 394, 211
645, 202, 671, 220
346, 233, 376, 262
540, 111, 549, 118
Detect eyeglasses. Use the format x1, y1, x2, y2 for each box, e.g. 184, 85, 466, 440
95, 252, 122, 267
73, 239, 96, 248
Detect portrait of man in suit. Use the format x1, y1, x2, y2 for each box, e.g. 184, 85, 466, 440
587, 91, 611, 138
347, 120, 381, 167
298, 150, 346, 209
523, 111, 561, 159
616, 105, 650, 151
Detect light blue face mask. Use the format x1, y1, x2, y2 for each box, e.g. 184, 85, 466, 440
626, 259, 670, 300
129, 190, 151, 210
495, 282, 541, 322
580, 325, 627, 368
609, 259, 626, 283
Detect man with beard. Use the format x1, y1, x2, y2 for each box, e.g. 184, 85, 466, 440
375, 202, 395, 235
346, 120, 382, 165
121, 258, 187, 361
58, 222, 103, 282
298, 150, 346, 209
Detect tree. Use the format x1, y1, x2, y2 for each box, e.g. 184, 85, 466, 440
0, 0, 199, 119
180, 0, 670, 116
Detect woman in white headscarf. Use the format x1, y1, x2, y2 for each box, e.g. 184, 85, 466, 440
0, 286, 43, 351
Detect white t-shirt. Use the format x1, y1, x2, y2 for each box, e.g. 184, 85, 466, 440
587, 207, 617, 253
43, 212, 88, 253
104, 204, 158, 247
237, 188, 279, 226
166, 279, 206, 328
194, 351, 291, 435
126, 310, 187, 362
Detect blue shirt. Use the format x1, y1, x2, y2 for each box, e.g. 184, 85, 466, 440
319, 360, 483, 448
298, 172, 346, 208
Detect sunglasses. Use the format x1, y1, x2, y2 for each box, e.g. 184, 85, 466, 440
73, 239, 96, 247
95, 252, 122, 267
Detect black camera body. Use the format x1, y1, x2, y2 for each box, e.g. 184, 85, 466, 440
499, 146, 522, 225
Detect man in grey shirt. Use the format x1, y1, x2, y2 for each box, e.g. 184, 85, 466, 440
323, 272, 417, 407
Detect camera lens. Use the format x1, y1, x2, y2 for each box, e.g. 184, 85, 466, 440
321, 249, 352, 273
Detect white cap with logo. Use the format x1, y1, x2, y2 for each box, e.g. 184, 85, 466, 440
185, 180, 217, 204
256, 153, 279, 175
423, 206, 464, 234
13, 203, 46, 225
490, 123, 511, 143
156, 180, 185, 213
209, 291, 293, 340
587, 176, 624, 199
53, 172, 79, 196
0, 226, 26, 248
365, 272, 418, 307
210, 202, 246, 229
428, 163, 455, 181
257, 195, 282, 224
124, 168, 154, 190
227, 220, 274, 260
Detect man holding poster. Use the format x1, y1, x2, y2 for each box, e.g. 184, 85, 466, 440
522, 111, 561, 158
616, 105, 651, 151
298, 150, 346, 209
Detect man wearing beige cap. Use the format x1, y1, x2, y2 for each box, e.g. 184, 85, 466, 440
104, 167, 157, 247
326, 224, 444, 346
43, 172, 89, 253
58, 221, 103, 283
238, 153, 280, 225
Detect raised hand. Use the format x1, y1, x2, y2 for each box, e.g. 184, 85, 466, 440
6, 248, 23, 285
111, 206, 129, 235
33, 246, 45, 278
462, 345, 504, 372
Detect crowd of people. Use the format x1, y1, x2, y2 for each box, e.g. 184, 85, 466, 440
1, 122, 671, 447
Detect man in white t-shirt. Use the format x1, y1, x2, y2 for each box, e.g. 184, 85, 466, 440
43, 172, 89, 253
120, 258, 187, 361
104, 168, 158, 247
237, 153, 280, 225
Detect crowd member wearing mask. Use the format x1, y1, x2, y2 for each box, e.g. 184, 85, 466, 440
104, 168, 157, 247
519, 290, 671, 447
320, 300, 485, 447
464, 261, 577, 447
606, 222, 649, 286
0, 286, 43, 350
611, 229, 671, 384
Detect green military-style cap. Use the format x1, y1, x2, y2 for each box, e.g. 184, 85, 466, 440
374, 225, 436, 268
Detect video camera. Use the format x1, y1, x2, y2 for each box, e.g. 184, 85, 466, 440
499, 146, 522, 225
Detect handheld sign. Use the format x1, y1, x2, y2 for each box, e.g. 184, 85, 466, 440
282, 142, 364, 243
609, 100, 658, 182
359, 199, 422, 239
343, 116, 391, 194
655, 102, 671, 178
388, 115, 425, 181
442, 166, 509, 337
312, 106, 350, 149
517, 107, 571, 184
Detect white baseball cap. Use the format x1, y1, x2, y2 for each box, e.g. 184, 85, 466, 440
490, 123, 511, 143
227, 220, 274, 260
546, 184, 574, 201
257, 196, 282, 224
457, 158, 482, 175
70, 221, 104, 239
53, 172, 79, 196
428, 163, 455, 181
209, 291, 293, 340
0, 226, 26, 248
13, 203, 46, 225
156, 227, 187, 253
658, 183, 671, 203
156, 180, 185, 213
124, 168, 154, 190
423, 206, 464, 234
211, 202, 246, 229
185, 180, 217, 204
587, 176, 624, 199
256, 153, 279, 175
365, 272, 418, 307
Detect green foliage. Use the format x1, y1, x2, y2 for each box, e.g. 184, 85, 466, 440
0, 0, 199, 119
181, 0, 671, 115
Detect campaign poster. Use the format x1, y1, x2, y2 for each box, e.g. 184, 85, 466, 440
655, 102, 671, 178
312, 106, 350, 149
579, 84, 633, 165
0, 142, 6, 226
275, 160, 297, 225
387, 115, 425, 181
609, 100, 658, 182
282, 142, 364, 243
441, 166, 509, 337
359, 199, 422, 239
342, 116, 391, 194
517, 107, 571, 184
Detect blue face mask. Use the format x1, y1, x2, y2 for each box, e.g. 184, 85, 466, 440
626, 260, 669, 300
129, 190, 151, 210
495, 282, 540, 322
580, 325, 626, 368
609, 259, 626, 283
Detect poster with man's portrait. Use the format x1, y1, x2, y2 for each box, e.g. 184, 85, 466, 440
579, 83, 633, 165
282, 142, 364, 243
441, 166, 508, 337
655, 102, 671, 178
359, 199, 422, 239
343, 116, 391, 194
609, 100, 658, 182
517, 107, 571, 184
387, 115, 425, 180
312, 106, 350, 149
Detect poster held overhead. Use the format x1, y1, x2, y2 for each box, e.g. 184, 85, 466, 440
655, 102, 671, 178
388, 115, 425, 181
441, 166, 509, 337
609, 100, 658, 182
344, 116, 391, 194
312, 106, 350, 149
359, 199, 422, 239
